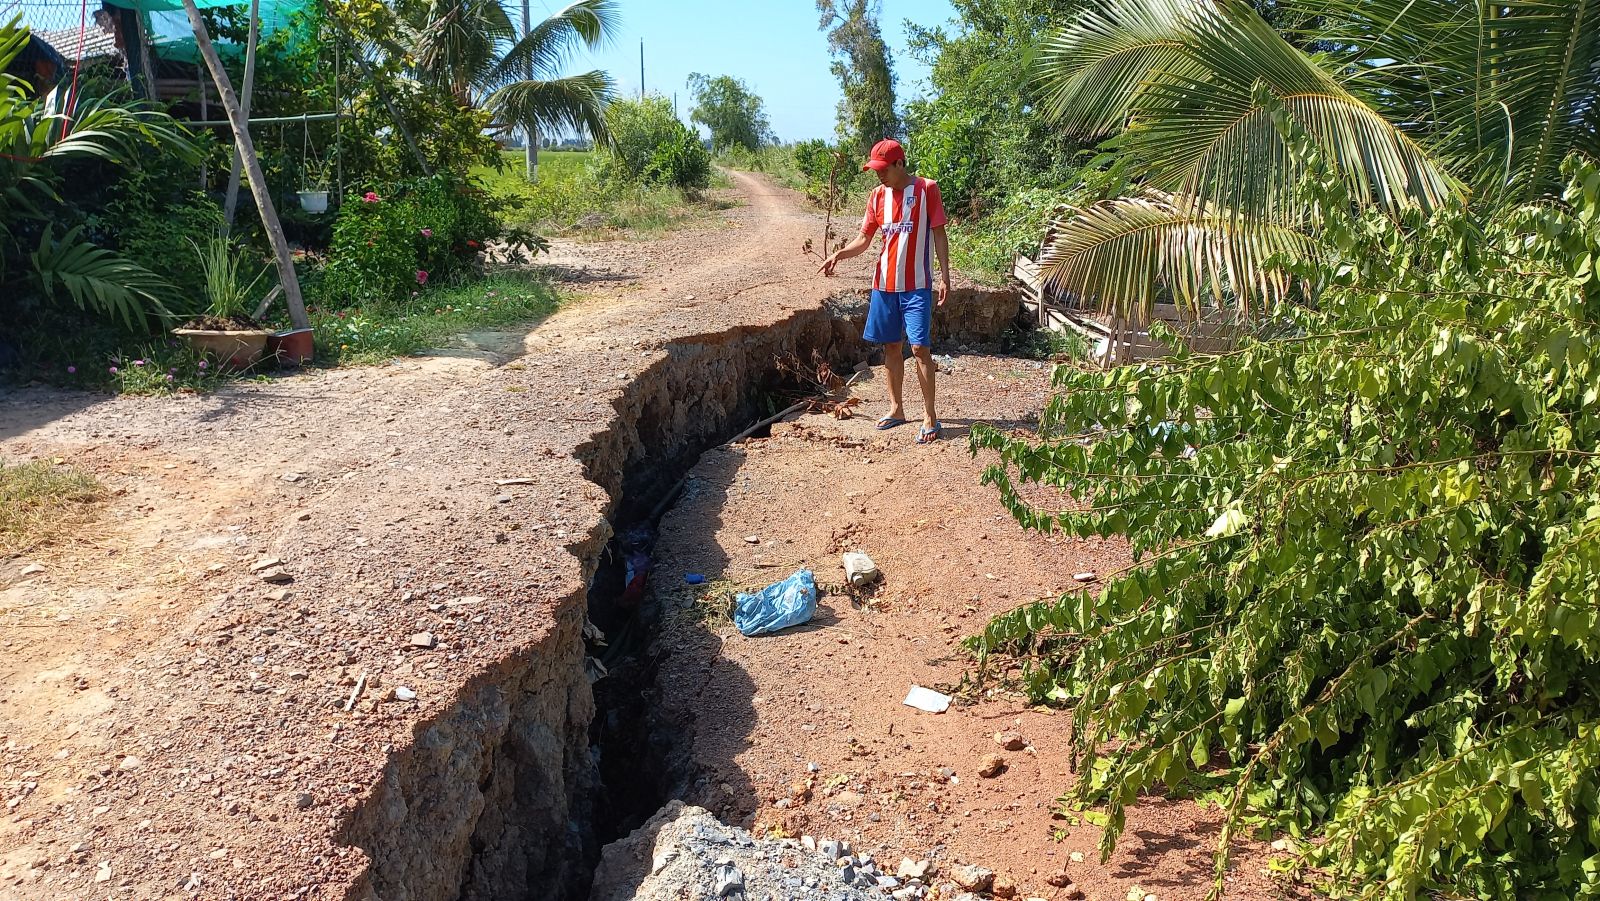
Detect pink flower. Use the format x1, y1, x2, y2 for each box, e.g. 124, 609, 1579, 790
198, 360, 208, 370
109, 366, 118, 374
416, 270, 429, 285
67, 365, 76, 374
165, 374, 175, 383
420, 228, 433, 237
362, 192, 380, 203
133, 359, 145, 367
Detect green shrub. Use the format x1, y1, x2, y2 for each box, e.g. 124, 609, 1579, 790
792, 138, 862, 207
604, 96, 690, 182
646, 129, 711, 194
90, 164, 224, 315
320, 175, 499, 305
968, 155, 1600, 898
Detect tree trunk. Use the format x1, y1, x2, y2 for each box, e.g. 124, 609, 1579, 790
222, 0, 260, 232
182, 0, 310, 331
527, 124, 539, 182
520, 0, 536, 181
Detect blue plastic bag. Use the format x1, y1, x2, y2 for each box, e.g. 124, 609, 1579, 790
734, 569, 817, 637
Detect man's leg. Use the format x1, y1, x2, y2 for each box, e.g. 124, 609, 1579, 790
882, 341, 907, 420
901, 289, 938, 429
911, 344, 937, 427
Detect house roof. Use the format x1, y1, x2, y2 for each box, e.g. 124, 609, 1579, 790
36, 26, 120, 63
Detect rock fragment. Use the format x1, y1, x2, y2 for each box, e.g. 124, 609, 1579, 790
713, 861, 744, 897
951, 864, 995, 892
978, 754, 1006, 777
994, 730, 1027, 751
897, 858, 932, 880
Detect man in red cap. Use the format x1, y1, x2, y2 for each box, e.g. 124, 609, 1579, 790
819, 138, 950, 444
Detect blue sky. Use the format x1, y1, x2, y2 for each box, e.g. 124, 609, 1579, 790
561, 0, 960, 142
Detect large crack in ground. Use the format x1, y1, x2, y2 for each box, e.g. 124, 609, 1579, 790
343, 302, 869, 901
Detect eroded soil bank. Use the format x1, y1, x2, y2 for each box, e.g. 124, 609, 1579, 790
0, 172, 877, 900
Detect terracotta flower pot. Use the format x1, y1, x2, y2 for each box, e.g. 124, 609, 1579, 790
267, 328, 315, 366
173, 328, 272, 370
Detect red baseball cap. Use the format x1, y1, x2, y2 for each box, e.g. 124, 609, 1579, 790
862, 139, 905, 171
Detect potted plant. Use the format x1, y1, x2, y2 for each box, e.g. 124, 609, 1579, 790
297, 153, 333, 214
173, 234, 275, 369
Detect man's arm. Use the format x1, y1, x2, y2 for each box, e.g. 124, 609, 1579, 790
819, 233, 874, 277
932, 225, 951, 305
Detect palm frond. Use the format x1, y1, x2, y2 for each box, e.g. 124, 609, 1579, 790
490, 0, 618, 88
1038, 191, 1312, 324
407, 0, 514, 94
1304, 0, 1600, 204
1035, 0, 1201, 138
1041, 0, 1458, 219
30, 226, 174, 330
488, 69, 613, 144
0, 16, 29, 72
6, 89, 197, 165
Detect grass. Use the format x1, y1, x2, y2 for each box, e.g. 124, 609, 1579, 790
717, 145, 807, 192
0, 460, 101, 555
306, 270, 563, 366
1001, 324, 1093, 362
474, 150, 730, 238
5, 311, 236, 395
7, 270, 564, 392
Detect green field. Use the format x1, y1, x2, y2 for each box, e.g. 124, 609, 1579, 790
474, 150, 729, 237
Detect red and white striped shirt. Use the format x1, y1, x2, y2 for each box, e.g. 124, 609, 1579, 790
860, 177, 948, 292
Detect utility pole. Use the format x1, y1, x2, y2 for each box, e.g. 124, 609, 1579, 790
639, 39, 644, 98
521, 0, 538, 181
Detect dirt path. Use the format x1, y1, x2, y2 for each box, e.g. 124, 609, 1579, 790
0, 170, 858, 899
0, 172, 1279, 901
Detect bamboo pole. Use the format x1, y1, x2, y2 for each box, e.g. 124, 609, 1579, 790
222, 0, 260, 232
181, 0, 310, 331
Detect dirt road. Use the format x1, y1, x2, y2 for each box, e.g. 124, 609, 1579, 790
0, 172, 1278, 901
0, 171, 862, 899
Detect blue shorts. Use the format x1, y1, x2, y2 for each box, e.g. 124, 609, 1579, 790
864, 288, 933, 347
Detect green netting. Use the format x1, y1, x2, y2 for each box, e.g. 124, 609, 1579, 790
103, 0, 313, 64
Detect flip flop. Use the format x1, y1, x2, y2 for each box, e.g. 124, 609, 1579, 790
876, 416, 908, 430
916, 422, 942, 444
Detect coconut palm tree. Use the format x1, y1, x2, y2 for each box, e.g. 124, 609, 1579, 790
1033, 0, 1600, 321
405, 0, 616, 151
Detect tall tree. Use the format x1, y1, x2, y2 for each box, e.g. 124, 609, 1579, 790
403, 0, 618, 163
687, 73, 773, 153
816, 0, 900, 154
